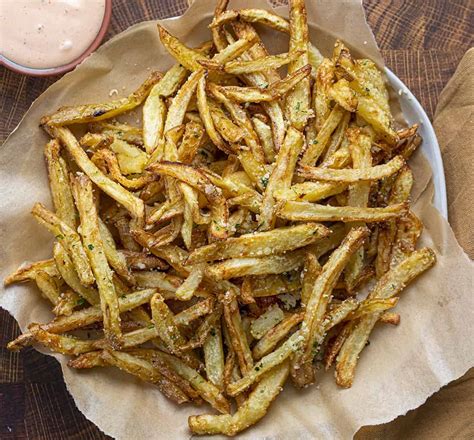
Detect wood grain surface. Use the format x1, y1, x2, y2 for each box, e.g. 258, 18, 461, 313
1, 1, 473, 439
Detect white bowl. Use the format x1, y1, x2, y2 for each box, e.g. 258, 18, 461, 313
386, 68, 447, 218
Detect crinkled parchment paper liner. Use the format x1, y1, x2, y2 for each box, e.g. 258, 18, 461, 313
1, 1, 473, 439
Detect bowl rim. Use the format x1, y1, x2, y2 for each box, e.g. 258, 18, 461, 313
0, 0, 112, 77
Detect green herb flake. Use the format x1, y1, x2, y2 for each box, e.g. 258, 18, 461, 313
88, 244, 94, 251
76, 298, 86, 307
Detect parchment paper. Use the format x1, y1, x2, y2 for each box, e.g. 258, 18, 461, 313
1, 1, 473, 439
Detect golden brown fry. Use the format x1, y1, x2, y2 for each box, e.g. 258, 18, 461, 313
301, 105, 346, 167
150, 350, 231, 414
54, 127, 144, 220
335, 248, 436, 387
71, 174, 122, 347
189, 361, 289, 436
148, 162, 229, 239
4, 259, 59, 285
41, 71, 161, 126
150, 293, 189, 355
101, 350, 190, 404
206, 249, 307, 280
7, 289, 156, 351
189, 223, 328, 263
175, 264, 206, 301
274, 181, 347, 203
204, 320, 225, 389
222, 291, 254, 375
299, 155, 404, 182
259, 126, 304, 230
227, 330, 303, 396
44, 139, 77, 228
292, 227, 367, 387
212, 51, 301, 75
286, 0, 311, 130
219, 65, 311, 103
278, 200, 408, 222
53, 243, 99, 305
31, 202, 95, 286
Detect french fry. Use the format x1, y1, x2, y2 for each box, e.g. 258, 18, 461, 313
41, 71, 161, 126
172, 298, 215, 327
345, 130, 373, 292
203, 321, 225, 390
178, 121, 205, 164
7, 289, 157, 351
278, 200, 408, 222
31, 202, 95, 286
100, 350, 190, 404
44, 139, 77, 228
291, 227, 367, 387
329, 78, 398, 145
300, 105, 346, 166
197, 75, 229, 154
274, 181, 347, 203
206, 249, 307, 280
89, 121, 144, 146
375, 166, 414, 277
150, 350, 231, 414
286, 0, 311, 130
98, 218, 135, 285
148, 162, 229, 239
250, 305, 285, 339
71, 174, 122, 347
212, 51, 301, 75
222, 292, 254, 375
218, 65, 311, 103
390, 211, 423, 269
259, 126, 305, 230
252, 117, 276, 163
188, 223, 329, 263
4, 259, 59, 285
299, 155, 405, 182
335, 248, 436, 387
189, 361, 290, 436
54, 126, 144, 220
175, 264, 206, 301
227, 330, 303, 396
53, 243, 100, 305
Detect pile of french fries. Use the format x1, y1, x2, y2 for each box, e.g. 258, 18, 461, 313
5, 0, 436, 435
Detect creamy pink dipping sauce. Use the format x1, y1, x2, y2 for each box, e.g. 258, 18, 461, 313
0, 0, 106, 69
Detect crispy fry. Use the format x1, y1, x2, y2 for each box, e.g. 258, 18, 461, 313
53, 243, 99, 305
150, 350, 231, 414
335, 248, 436, 387
219, 65, 311, 103
189, 223, 329, 263
206, 249, 307, 280
71, 174, 122, 347
291, 227, 367, 387
148, 162, 229, 239
189, 361, 290, 436
278, 200, 408, 222
54, 126, 144, 219
4, 259, 59, 285
31, 202, 95, 286
259, 126, 304, 230
299, 155, 404, 182
222, 291, 254, 375
44, 139, 77, 228
41, 71, 161, 126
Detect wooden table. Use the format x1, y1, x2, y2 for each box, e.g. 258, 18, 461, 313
1, 1, 472, 438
